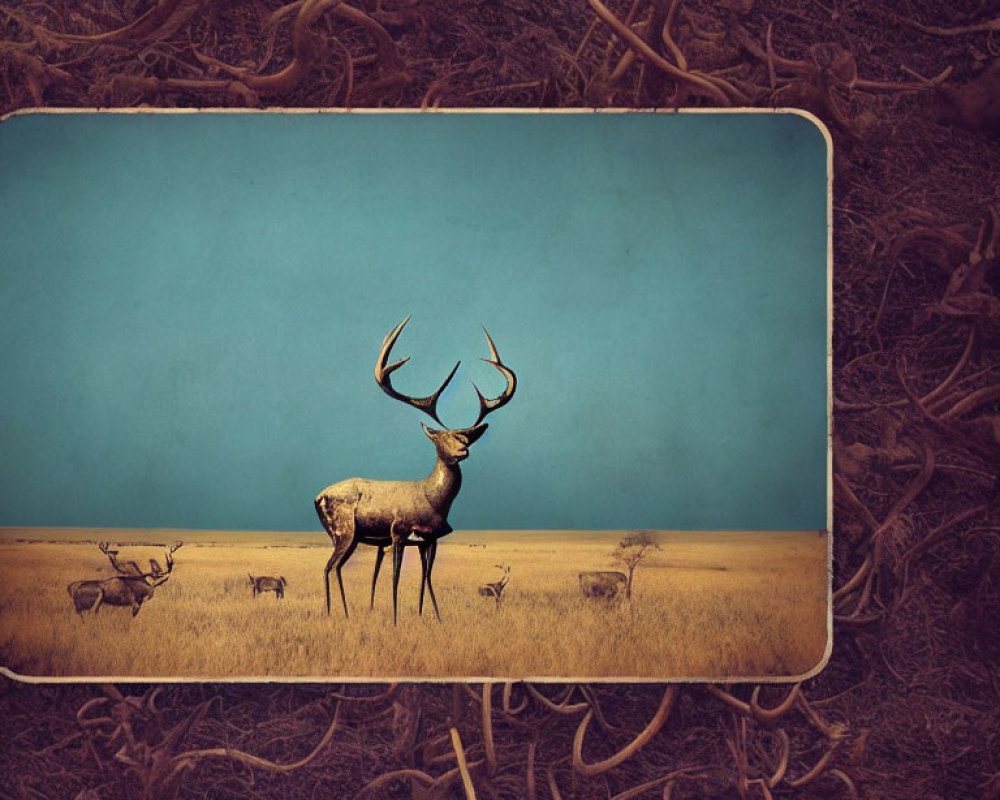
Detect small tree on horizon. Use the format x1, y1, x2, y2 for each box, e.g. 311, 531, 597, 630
611, 530, 661, 600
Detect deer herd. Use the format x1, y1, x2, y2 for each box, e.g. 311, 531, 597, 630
65, 540, 624, 619
63, 319, 634, 621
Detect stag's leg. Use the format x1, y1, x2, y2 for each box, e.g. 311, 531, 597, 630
92, 590, 104, 616
318, 497, 358, 617
392, 537, 406, 625
323, 538, 356, 616
73, 594, 92, 620
329, 537, 359, 618
389, 519, 421, 626
417, 545, 429, 616
68, 583, 83, 618
423, 540, 441, 622
323, 554, 335, 614
369, 546, 386, 610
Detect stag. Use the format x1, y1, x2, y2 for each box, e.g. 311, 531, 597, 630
316, 315, 516, 624
478, 564, 510, 608
579, 571, 627, 602
249, 574, 287, 599
68, 542, 182, 617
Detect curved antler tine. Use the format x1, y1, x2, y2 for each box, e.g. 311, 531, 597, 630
376, 315, 413, 377
471, 327, 517, 426
375, 316, 460, 427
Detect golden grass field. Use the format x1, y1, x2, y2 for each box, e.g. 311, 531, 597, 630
0, 527, 829, 681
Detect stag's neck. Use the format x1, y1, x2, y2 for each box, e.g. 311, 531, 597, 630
422, 458, 462, 515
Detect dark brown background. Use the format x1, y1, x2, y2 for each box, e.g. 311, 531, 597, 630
2, 2, 999, 797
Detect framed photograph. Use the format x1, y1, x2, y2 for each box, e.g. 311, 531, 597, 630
0, 109, 830, 681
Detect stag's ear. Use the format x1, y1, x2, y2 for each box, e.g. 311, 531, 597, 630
420, 422, 444, 440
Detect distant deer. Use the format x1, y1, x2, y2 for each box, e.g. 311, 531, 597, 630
478, 564, 510, 608
579, 571, 627, 602
68, 542, 182, 617
249, 574, 287, 599
315, 316, 516, 624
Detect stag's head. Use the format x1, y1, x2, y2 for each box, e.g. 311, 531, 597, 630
147, 542, 182, 585
375, 316, 516, 465
418, 423, 485, 465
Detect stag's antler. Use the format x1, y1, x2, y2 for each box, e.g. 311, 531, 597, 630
148, 543, 182, 585
471, 328, 517, 427
375, 315, 459, 427
99, 541, 182, 581
160, 542, 183, 572
375, 316, 516, 429
99, 541, 144, 577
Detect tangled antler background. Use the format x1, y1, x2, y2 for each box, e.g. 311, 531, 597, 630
2, 1, 1000, 798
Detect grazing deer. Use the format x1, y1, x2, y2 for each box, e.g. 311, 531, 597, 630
315, 315, 516, 625
478, 564, 510, 608
249, 574, 287, 599
68, 542, 182, 617
579, 571, 627, 602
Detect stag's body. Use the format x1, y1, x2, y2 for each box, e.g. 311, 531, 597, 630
68, 576, 159, 616
317, 316, 515, 624
323, 470, 458, 539
249, 574, 287, 598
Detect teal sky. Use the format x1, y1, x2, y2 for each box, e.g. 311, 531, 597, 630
0, 111, 828, 532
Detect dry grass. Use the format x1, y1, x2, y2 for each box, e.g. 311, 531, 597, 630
0, 528, 827, 680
